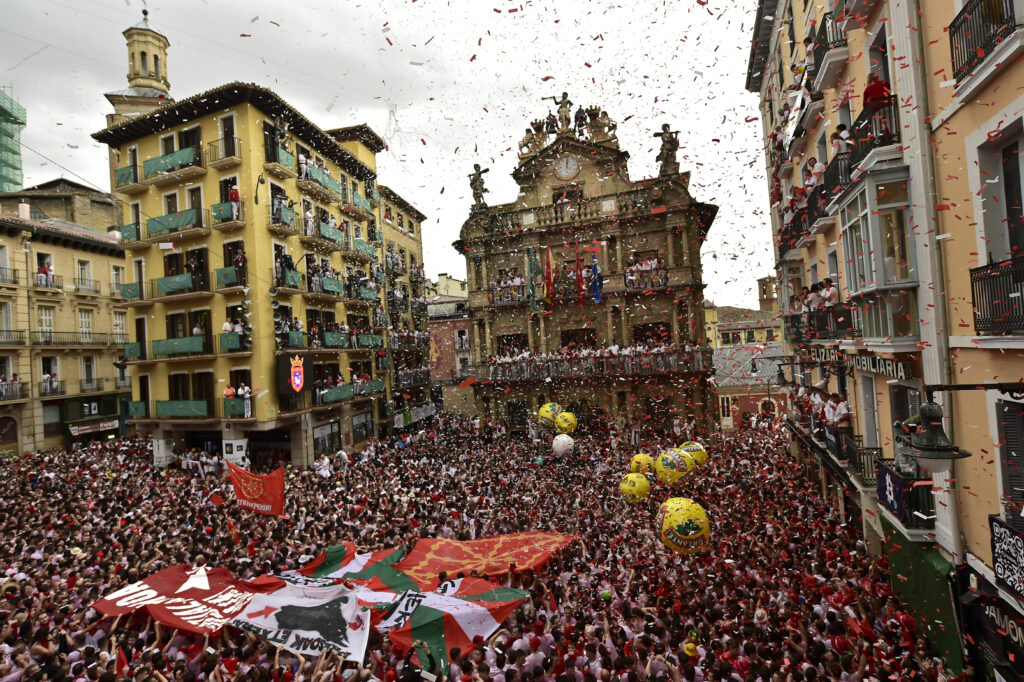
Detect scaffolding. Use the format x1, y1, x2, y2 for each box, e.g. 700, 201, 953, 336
0, 87, 27, 193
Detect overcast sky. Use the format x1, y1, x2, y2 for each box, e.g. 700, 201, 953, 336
1, 0, 773, 308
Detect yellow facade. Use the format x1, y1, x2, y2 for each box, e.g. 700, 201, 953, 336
0, 213, 131, 454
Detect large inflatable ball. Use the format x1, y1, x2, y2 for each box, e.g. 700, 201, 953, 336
554, 411, 577, 434
671, 447, 697, 473
655, 450, 689, 487
552, 434, 575, 456
538, 402, 562, 429
657, 497, 710, 555
630, 453, 655, 474
681, 441, 709, 467
620, 473, 651, 503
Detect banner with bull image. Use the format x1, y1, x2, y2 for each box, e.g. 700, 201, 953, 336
231, 583, 370, 660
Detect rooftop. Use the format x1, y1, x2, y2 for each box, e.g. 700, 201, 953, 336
0, 214, 122, 253
379, 185, 427, 222
327, 124, 386, 154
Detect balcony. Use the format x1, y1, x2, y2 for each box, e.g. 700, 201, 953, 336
0, 267, 18, 287
812, 12, 848, 92
345, 238, 378, 263
268, 204, 300, 237
114, 164, 147, 195
410, 268, 426, 283
950, 0, 1021, 83
115, 376, 131, 390
482, 349, 710, 382
841, 433, 882, 488
299, 220, 345, 252
147, 271, 213, 302
971, 257, 1024, 334
297, 165, 343, 202
273, 267, 305, 293
385, 257, 408, 276
278, 392, 312, 416
487, 286, 525, 307
368, 187, 381, 205
38, 380, 66, 397
321, 331, 350, 349
223, 397, 254, 420
357, 333, 383, 348
353, 286, 380, 304
215, 265, 247, 291
412, 301, 427, 317
33, 273, 64, 292
0, 382, 30, 402
874, 457, 936, 530
208, 136, 242, 170
0, 330, 25, 345
821, 151, 851, 202
624, 268, 668, 293
142, 146, 206, 187
123, 342, 143, 361
784, 302, 860, 343
74, 277, 102, 295
219, 331, 252, 353
389, 295, 410, 312
779, 209, 809, 256
486, 188, 655, 232
151, 336, 212, 361
303, 276, 346, 304
145, 208, 210, 242
264, 146, 298, 179
211, 201, 245, 232
80, 377, 106, 393
119, 223, 150, 251
276, 330, 308, 351
397, 368, 431, 388
342, 193, 375, 221
356, 379, 386, 396
153, 399, 216, 422
314, 383, 355, 407
31, 331, 110, 346
849, 97, 902, 172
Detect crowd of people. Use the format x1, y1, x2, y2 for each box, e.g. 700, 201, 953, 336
487, 341, 705, 379
0, 414, 959, 682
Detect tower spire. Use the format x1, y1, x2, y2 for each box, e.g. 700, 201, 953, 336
103, 9, 173, 126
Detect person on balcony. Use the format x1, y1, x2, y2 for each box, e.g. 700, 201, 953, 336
229, 184, 240, 220
821, 277, 839, 332
192, 321, 203, 337
863, 72, 892, 110
304, 208, 315, 236
237, 382, 251, 418
222, 318, 234, 334
805, 283, 821, 335
223, 383, 236, 399
298, 151, 309, 180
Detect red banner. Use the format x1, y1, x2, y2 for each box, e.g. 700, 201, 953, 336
392, 531, 574, 587
227, 462, 285, 516
93, 565, 283, 634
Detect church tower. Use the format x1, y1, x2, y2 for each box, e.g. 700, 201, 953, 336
104, 10, 173, 127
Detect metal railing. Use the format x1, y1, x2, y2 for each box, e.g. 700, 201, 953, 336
272, 266, 305, 290
145, 208, 210, 239
971, 257, 1024, 334
0, 268, 19, 285
38, 380, 66, 397
115, 376, 132, 390
875, 457, 936, 529
33, 273, 63, 290
151, 336, 211, 359
75, 277, 101, 294
842, 433, 883, 487
388, 295, 410, 311
212, 201, 244, 226
397, 368, 431, 388
483, 349, 709, 380
950, 0, 1020, 82
142, 145, 204, 179
31, 331, 110, 346
821, 151, 851, 198
0, 382, 30, 401
784, 302, 860, 342
849, 97, 901, 170
208, 136, 242, 163
114, 164, 142, 187
624, 268, 668, 292
143, 271, 212, 300
412, 301, 428, 316
389, 332, 431, 350
487, 286, 525, 306
80, 378, 106, 393
0, 330, 25, 345
811, 12, 847, 83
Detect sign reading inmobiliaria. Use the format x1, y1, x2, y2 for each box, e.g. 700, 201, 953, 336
227, 462, 285, 516
93, 565, 283, 634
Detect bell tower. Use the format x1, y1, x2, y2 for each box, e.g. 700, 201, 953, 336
104, 10, 174, 127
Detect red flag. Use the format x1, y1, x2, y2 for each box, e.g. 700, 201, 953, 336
459, 376, 477, 388
226, 462, 285, 516
575, 242, 584, 305
209, 493, 225, 507
116, 647, 128, 675
543, 247, 554, 307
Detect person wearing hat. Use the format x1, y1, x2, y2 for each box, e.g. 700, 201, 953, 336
229, 184, 240, 220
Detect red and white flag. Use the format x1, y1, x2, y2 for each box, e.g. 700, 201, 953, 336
226, 462, 285, 516
93, 564, 283, 634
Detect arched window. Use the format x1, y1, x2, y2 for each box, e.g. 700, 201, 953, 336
153, 55, 160, 79
141, 51, 148, 76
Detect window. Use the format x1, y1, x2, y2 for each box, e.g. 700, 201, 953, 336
0, 303, 9, 332
81, 356, 97, 382
766, 327, 777, 341
841, 193, 871, 293
353, 410, 373, 443
876, 181, 913, 283
153, 54, 160, 79
114, 311, 127, 344
398, 214, 405, 229
860, 289, 917, 340
77, 260, 92, 287
981, 136, 1024, 262
79, 309, 93, 343
746, 330, 756, 343
997, 401, 1024, 532
38, 305, 54, 334
455, 329, 469, 350
408, 220, 415, 236
720, 395, 732, 414
161, 135, 175, 155
141, 51, 148, 76
112, 265, 125, 297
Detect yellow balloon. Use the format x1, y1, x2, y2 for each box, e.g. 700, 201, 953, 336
538, 402, 562, 429
681, 441, 708, 467
554, 411, 577, 434
619, 473, 651, 503
630, 453, 655, 474
657, 497, 710, 555
671, 447, 697, 473
655, 450, 689, 487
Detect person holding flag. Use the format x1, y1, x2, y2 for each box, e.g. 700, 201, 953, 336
590, 255, 603, 303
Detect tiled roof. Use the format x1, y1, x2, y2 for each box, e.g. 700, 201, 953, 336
0, 214, 121, 250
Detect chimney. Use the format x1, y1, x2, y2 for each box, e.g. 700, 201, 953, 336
17, 201, 30, 220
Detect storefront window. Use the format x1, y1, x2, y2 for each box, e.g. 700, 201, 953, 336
353, 410, 373, 443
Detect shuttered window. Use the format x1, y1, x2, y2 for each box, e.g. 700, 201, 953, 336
997, 401, 1024, 532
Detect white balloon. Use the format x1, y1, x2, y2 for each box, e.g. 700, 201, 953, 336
552, 434, 575, 456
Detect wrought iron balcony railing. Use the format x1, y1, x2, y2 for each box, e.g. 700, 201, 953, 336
950, 0, 1020, 83
971, 257, 1024, 334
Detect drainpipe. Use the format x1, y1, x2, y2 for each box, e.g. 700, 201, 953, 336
910, 0, 963, 564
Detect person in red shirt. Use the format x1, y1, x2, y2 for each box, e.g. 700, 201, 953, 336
863, 72, 892, 110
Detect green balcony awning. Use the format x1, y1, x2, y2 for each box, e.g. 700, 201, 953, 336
353, 193, 373, 212
321, 384, 355, 404
357, 286, 379, 301
322, 278, 346, 294
155, 400, 208, 418
143, 146, 197, 177
216, 266, 238, 287
320, 223, 344, 243
358, 334, 383, 348
148, 208, 198, 236
284, 269, 302, 288
353, 239, 376, 257
115, 165, 136, 185
123, 342, 142, 359
121, 224, 139, 242
122, 282, 141, 300
224, 397, 246, 417
128, 401, 148, 417
220, 332, 241, 350
212, 201, 234, 221
277, 147, 295, 169
379, 356, 391, 369
324, 331, 349, 348
156, 272, 194, 294
360, 379, 386, 395
153, 335, 205, 356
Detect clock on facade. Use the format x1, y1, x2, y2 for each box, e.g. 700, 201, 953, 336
554, 155, 580, 180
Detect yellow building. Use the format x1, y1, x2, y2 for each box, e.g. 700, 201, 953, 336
428, 274, 468, 298
747, 0, 1024, 674
705, 276, 781, 350
456, 98, 717, 435
92, 16, 428, 464
0, 205, 131, 454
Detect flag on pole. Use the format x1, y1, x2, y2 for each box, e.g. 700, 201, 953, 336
575, 242, 584, 305
591, 256, 603, 304
543, 247, 554, 307
527, 247, 541, 310
226, 462, 286, 516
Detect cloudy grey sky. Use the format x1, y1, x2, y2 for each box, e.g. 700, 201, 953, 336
1, 0, 773, 307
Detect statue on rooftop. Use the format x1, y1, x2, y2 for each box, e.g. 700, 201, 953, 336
654, 123, 680, 176
469, 163, 490, 209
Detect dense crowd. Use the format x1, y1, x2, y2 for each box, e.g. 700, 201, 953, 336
0, 415, 957, 682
